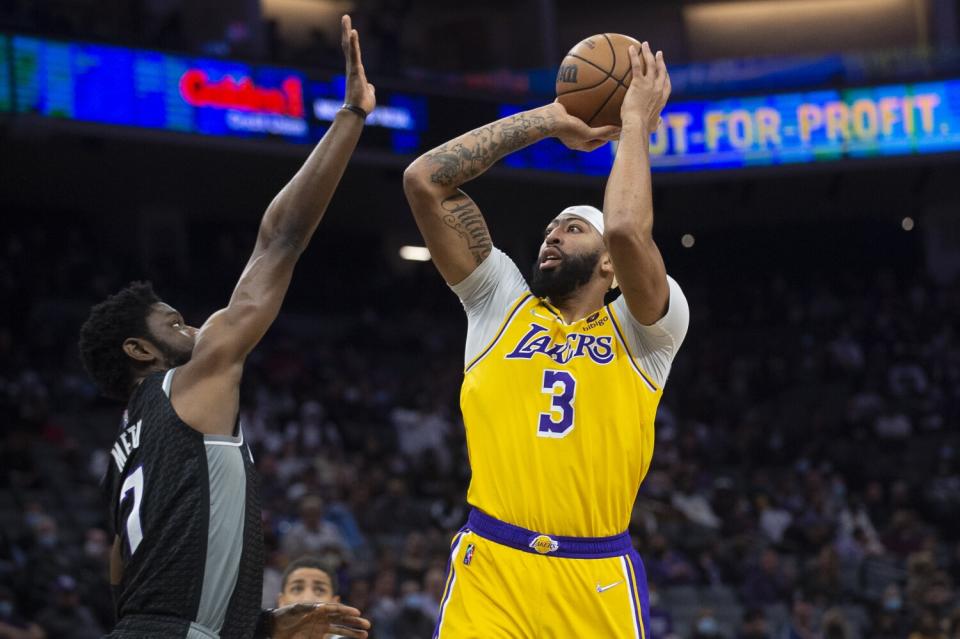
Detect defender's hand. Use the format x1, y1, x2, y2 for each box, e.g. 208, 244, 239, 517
341, 15, 376, 115
621, 42, 671, 133
549, 102, 621, 152
270, 602, 371, 639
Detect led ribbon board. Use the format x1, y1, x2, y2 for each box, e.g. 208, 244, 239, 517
0, 35, 10, 112
504, 80, 960, 173
9, 35, 424, 148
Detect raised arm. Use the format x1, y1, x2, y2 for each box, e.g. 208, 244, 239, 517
403, 104, 619, 285
171, 15, 376, 435
603, 42, 672, 325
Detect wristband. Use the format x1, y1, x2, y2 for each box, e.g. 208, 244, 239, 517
341, 103, 368, 120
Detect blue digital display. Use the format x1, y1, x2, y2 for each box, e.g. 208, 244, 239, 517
506, 79, 960, 173
10, 35, 424, 149
0, 35, 10, 112
7, 34, 960, 173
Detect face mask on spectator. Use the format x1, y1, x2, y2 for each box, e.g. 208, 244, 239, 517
38, 533, 58, 548
697, 616, 719, 634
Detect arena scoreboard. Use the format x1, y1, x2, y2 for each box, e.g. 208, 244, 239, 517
5, 34, 960, 174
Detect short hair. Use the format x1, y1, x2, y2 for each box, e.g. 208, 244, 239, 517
281, 556, 339, 595
78, 281, 161, 401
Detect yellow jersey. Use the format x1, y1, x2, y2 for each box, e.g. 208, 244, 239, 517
451, 248, 688, 538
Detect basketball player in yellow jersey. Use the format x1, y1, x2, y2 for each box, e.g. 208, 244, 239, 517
404, 42, 685, 638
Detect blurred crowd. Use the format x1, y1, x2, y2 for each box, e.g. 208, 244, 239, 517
1, 212, 959, 639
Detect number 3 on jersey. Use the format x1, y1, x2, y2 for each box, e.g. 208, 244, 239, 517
119, 466, 145, 554
538, 370, 576, 438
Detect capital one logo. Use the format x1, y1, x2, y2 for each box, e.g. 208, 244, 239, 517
179, 69, 304, 117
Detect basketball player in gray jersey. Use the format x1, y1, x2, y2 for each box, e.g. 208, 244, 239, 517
78, 16, 373, 639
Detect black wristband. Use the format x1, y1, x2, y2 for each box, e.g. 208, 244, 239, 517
253, 608, 275, 638
341, 103, 368, 120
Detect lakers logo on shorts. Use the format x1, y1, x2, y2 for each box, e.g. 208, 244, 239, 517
529, 534, 559, 554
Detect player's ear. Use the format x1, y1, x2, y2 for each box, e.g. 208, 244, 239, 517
599, 251, 615, 277
123, 337, 158, 363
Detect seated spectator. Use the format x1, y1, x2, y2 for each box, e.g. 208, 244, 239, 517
281, 496, 351, 563
35, 575, 101, 639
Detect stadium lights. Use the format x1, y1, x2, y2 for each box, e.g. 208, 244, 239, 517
399, 245, 431, 261
681, 234, 696, 248
902, 217, 915, 231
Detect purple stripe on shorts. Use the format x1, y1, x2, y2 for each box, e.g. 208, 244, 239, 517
432, 530, 466, 639
627, 550, 652, 639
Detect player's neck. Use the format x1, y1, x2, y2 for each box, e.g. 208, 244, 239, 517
548, 287, 607, 324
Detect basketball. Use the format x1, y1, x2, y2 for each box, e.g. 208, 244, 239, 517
555, 33, 643, 128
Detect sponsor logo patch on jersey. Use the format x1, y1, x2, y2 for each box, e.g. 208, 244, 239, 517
529, 534, 560, 554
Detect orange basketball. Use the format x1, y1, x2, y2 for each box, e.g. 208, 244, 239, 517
555, 33, 643, 128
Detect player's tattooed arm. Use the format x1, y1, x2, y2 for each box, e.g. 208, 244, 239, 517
403, 103, 617, 284
424, 110, 556, 186
440, 192, 492, 265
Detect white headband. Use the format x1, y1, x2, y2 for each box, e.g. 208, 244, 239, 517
556, 205, 604, 236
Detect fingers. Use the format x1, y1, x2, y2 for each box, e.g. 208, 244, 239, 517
640, 41, 657, 81
584, 124, 621, 141
654, 50, 666, 92
628, 45, 643, 80
350, 26, 362, 68
340, 15, 351, 53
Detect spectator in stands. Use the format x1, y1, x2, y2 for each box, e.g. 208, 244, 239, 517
0, 585, 44, 639
778, 597, 818, 639
34, 575, 101, 639
691, 608, 725, 638
737, 608, 769, 639
741, 548, 790, 607
281, 495, 351, 563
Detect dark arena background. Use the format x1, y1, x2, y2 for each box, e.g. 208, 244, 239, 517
2, 1, 960, 638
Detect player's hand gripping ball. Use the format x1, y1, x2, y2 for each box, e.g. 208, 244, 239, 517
555, 33, 644, 127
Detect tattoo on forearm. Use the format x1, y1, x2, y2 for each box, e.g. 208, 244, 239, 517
440, 194, 492, 265
426, 111, 555, 186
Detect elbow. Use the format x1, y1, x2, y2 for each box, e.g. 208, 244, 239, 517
402, 160, 433, 199
256, 223, 306, 257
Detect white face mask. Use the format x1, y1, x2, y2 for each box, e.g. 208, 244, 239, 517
697, 617, 719, 634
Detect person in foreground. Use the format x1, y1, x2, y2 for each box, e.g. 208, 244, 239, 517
77, 15, 374, 639
403, 41, 687, 638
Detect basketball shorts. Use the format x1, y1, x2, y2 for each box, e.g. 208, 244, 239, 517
432, 509, 651, 638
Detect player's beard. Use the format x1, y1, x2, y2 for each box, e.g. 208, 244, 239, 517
156, 339, 193, 369
529, 249, 601, 304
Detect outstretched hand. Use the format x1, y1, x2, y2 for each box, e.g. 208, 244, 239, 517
341, 15, 376, 115
271, 602, 371, 639
621, 41, 671, 132
551, 102, 621, 152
